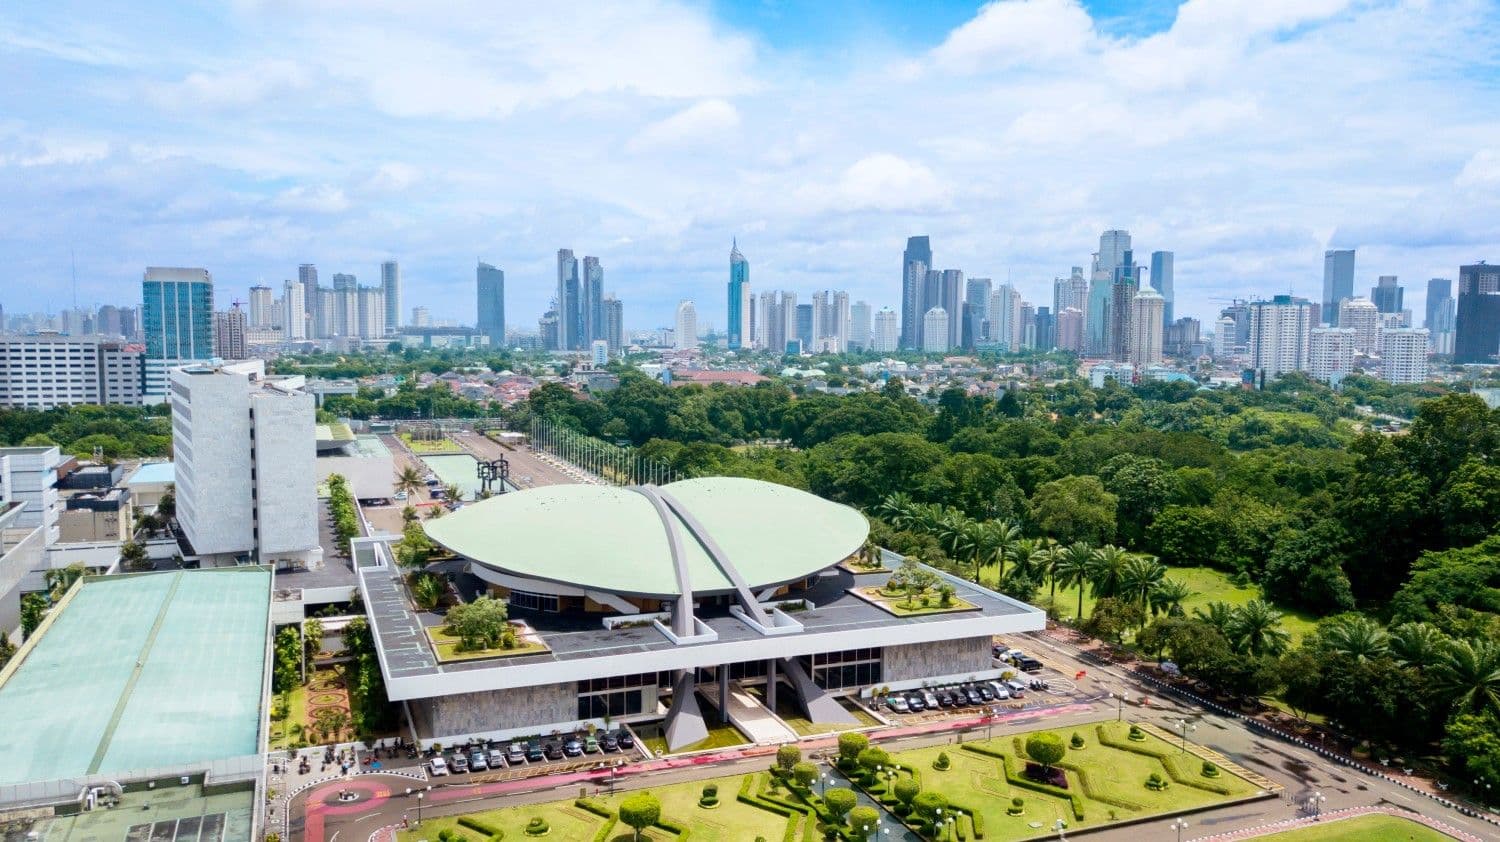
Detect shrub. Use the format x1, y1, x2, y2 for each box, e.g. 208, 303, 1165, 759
1007, 796, 1024, 816
620, 793, 661, 840
912, 790, 947, 823
849, 805, 881, 837
524, 816, 548, 836
893, 777, 920, 806
933, 751, 950, 771
458, 817, 503, 837
1145, 772, 1169, 791
1070, 732, 1085, 749
856, 747, 892, 774
1128, 725, 1145, 741
1202, 761, 1220, 778
777, 744, 801, 771
824, 788, 857, 823
791, 761, 818, 789
1025, 733, 1067, 771
575, 799, 612, 819
838, 732, 870, 764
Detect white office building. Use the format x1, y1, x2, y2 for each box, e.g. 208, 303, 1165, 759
0, 445, 62, 545
1337, 297, 1380, 353
674, 300, 698, 350
1307, 328, 1356, 384
1247, 295, 1313, 382
0, 335, 143, 409
922, 307, 950, 353
247, 285, 274, 329
170, 360, 321, 568
849, 301, 872, 351
871, 308, 899, 354
281, 280, 306, 340
1129, 288, 1165, 367
591, 339, 609, 366
1380, 328, 1430, 384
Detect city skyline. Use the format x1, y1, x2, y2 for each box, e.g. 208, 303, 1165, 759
2, 2, 1498, 328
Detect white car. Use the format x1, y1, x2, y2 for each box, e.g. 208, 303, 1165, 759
429, 756, 449, 776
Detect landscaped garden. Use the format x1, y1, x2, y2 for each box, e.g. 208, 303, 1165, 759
399, 430, 463, 454
857, 557, 976, 617
423, 596, 550, 662
1253, 813, 1458, 841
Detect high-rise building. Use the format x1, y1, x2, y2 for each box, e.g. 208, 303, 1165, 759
603, 295, 624, 354
1213, 316, 1237, 356
987, 284, 1021, 350
333, 272, 356, 291
1109, 274, 1139, 361
1150, 251, 1174, 325
675, 300, 698, 350
850, 301, 872, 351
1056, 307, 1084, 352
356, 286, 386, 339
1322, 249, 1355, 325
1432, 296, 1456, 354
0, 335, 143, 408
1337, 297, 1380, 353
141, 267, 214, 401
477, 261, 506, 348
794, 303, 814, 351
1455, 262, 1500, 364
965, 278, 992, 343
727, 241, 749, 350
1247, 295, 1313, 381
1380, 328, 1429, 384
901, 236, 932, 349
381, 260, 402, 332
1308, 328, 1356, 383
214, 306, 248, 359
1086, 278, 1111, 355
1033, 306, 1054, 350
1095, 230, 1131, 280
591, 339, 609, 366
247, 285, 274, 329
1371, 275, 1404, 314
1018, 302, 1036, 349
411, 306, 431, 328
756, 291, 778, 352
557, 249, 581, 350
1425, 278, 1452, 331
315, 289, 335, 338
940, 269, 964, 351
118, 306, 139, 340
582, 256, 604, 344
1163, 317, 1201, 357
922, 307, 949, 353
1129, 288, 1164, 367
811, 290, 850, 352
281, 280, 305, 340
872, 307, 899, 353
299, 264, 318, 338
170, 360, 320, 567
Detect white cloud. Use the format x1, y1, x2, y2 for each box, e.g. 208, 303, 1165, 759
272, 185, 349, 214
1457, 149, 1500, 187
931, 0, 1096, 73
628, 99, 741, 152
805, 154, 950, 213
154, 60, 312, 109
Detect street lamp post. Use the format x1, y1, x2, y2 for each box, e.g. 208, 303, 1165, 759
1054, 817, 1067, 839
1305, 791, 1326, 818
1173, 718, 1197, 753
1170, 818, 1188, 841
415, 791, 424, 826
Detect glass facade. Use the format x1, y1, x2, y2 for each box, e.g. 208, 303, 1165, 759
801, 647, 882, 691
577, 672, 656, 719
728, 243, 748, 349
142, 270, 213, 361
508, 589, 559, 612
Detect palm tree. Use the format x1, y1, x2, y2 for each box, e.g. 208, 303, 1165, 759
1007, 539, 1047, 589
1389, 622, 1448, 669
442, 483, 463, 506
394, 465, 425, 499
936, 512, 975, 563
1087, 545, 1131, 601
1432, 639, 1500, 718
1229, 600, 1291, 657
1053, 542, 1094, 619
877, 492, 916, 529
1149, 578, 1195, 617
985, 520, 1023, 584
425, 505, 447, 520
1118, 555, 1167, 611
1319, 615, 1389, 662
1193, 601, 1237, 640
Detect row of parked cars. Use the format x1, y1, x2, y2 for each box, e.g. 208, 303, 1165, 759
429, 730, 635, 776
994, 646, 1044, 672
885, 678, 1030, 714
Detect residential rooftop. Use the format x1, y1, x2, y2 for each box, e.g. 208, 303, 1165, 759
126, 461, 176, 486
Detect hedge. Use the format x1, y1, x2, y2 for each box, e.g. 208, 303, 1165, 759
655, 817, 692, 840
1094, 726, 1232, 795
458, 816, 504, 837
575, 798, 613, 819
1011, 736, 1143, 812
959, 744, 1086, 821
589, 817, 619, 842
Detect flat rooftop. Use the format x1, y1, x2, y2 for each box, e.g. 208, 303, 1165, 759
367, 555, 1037, 687
0, 569, 270, 786
126, 461, 176, 485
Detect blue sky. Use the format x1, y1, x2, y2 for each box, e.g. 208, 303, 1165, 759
2, 0, 1499, 331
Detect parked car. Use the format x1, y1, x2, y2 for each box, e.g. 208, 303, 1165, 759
584, 733, 600, 753
563, 738, 584, 757
964, 686, 984, 705
935, 689, 954, 708
976, 684, 995, 702
985, 681, 1010, 700
616, 730, 635, 749
886, 694, 910, 713
469, 751, 488, 771
600, 733, 620, 752
922, 690, 940, 709
1017, 656, 1044, 672
525, 742, 545, 762
450, 753, 469, 773
905, 691, 926, 712
429, 756, 449, 776
544, 742, 564, 760
1005, 679, 1027, 697
507, 743, 527, 764
488, 748, 505, 768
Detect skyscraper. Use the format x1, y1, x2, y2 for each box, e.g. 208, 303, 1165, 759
142, 267, 214, 400
247, 285, 274, 329
1034, 306, 1055, 350
871, 307, 899, 353
299, 264, 318, 338
1322, 249, 1355, 325
1455, 262, 1500, 364
356, 286, 385, 338
1308, 328, 1356, 383
282, 280, 306, 340
1096, 230, 1131, 279
557, 249, 581, 350
1054, 268, 1088, 317
1086, 278, 1111, 355
940, 269, 964, 351
1371, 276, 1403, 314
810, 290, 850, 352
1381, 328, 1429, 384
476, 261, 506, 348
901, 236, 932, 349
794, 303, 813, 352
1109, 270, 1139, 362
728, 241, 750, 350
1247, 295, 1313, 381
756, 291, 778, 351
1337, 297, 1379, 353
213, 306, 248, 360
965, 277, 992, 344
603, 295, 624, 354
922, 308, 950, 353
1129, 288, 1164, 367
381, 260, 402, 332
1425, 278, 1452, 330
1056, 307, 1084, 352
674, 300, 698, 350
987, 284, 1021, 350
850, 301, 872, 351
583, 256, 604, 343
1150, 251, 1174, 325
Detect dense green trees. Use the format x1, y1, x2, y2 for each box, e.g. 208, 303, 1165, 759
0, 404, 171, 457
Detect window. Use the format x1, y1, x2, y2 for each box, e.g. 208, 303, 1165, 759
508, 590, 559, 612
800, 647, 882, 691
576, 671, 655, 719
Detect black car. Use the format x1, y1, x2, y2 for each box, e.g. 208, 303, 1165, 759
600, 733, 620, 752
947, 687, 968, 706
976, 684, 995, 702
905, 691, 926, 712
1017, 656, 1044, 672
544, 742, 565, 760
616, 730, 635, 749
525, 742, 545, 762
964, 686, 983, 705
935, 689, 954, 707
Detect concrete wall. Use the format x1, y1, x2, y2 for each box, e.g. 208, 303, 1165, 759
172, 369, 254, 555
250, 390, 318, 561
0, 524, 45, 638
882, 636, 993, 683
411, 683, 575, 741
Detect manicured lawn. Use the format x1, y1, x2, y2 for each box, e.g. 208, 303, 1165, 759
637, 713, 751, 756
399, 773, 806, 842
267, 683, 306, 750
883, 720, 1262, 840
399, 432, 462, 454
424, 624, 550, 663
1017, 565, 1319, 643
1253, 813, 1458, 841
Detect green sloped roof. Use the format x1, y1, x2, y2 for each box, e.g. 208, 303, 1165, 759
423, 477, 868, 598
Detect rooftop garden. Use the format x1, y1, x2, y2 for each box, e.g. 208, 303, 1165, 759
855, 557, 977, 617
423, 596, 550, 663
399, 430, 462, 454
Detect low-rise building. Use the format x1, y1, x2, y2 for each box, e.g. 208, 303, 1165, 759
58, 488, 132, 543
0, 334, 143, 408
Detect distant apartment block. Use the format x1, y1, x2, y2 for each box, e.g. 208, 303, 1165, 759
0, 334, 143, 409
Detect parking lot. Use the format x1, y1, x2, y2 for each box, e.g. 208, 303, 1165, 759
423, 728, 647, 783
864, 639, 1087, 723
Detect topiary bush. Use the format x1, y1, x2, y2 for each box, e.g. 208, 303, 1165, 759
933, 751, 950, 771
1007, 796, 1025, 816
1070, 732, 1085, 749
1128, 725, 1145, 741
524, 816, 549, 836
1145, 772, 1169, 791
776, 744, 801, 771
1202, 760, 1220, 778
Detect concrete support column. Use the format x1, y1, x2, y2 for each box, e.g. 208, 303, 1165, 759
766, 660, 777, 711
718, 667, 730, 723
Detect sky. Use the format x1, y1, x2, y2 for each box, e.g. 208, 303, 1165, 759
3, 0, 1500, 332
